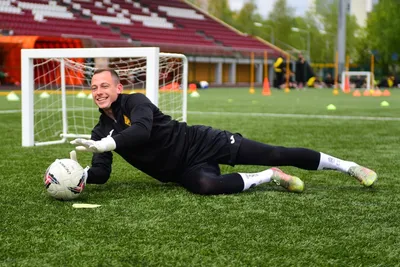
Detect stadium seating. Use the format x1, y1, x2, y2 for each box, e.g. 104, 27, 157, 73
0, 0, 124, 40
0, 0, 277, 55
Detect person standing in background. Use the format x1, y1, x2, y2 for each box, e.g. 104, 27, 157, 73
295, 53, 315, 89
273, 55, 285, 89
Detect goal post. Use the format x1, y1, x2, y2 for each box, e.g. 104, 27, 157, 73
341, 71, 373, 92
21, 47, 188, 147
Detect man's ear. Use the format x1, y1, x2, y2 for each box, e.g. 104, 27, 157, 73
117, 83, 123, 93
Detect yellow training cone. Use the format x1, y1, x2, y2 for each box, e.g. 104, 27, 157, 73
190, 91, 200, 98
327, 104, 336, 110
40, 92, 50, 99
6, 91, 19, 101
76, 91, 86, 98
380, 101, 389, 107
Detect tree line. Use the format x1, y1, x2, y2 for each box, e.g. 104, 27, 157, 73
187, 0, 400, 75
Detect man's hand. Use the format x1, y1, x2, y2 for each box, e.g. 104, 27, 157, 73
70, 136, 116, 153
70, 150, 78, 162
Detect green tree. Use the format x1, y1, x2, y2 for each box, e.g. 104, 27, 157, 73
298, 14, 326, 63
234, 0, 263, 35
186, 0, 207, 11
365, 0, 400, 75
267, 0, 295, 48
353, 28, 371, 70
207, 0, 234, 26
309, 0, 360, 63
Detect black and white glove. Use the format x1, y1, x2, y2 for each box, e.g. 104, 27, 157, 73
70, 136, 116, 153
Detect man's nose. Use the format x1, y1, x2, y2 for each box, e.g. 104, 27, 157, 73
95, 88, 105, 94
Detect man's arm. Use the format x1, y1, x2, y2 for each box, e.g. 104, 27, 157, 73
69, 148, 111, 184
87, 151, 112, 184
103, 93, 155, 150
112, 103, 153, 149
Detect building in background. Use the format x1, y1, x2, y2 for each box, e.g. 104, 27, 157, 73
310, 0, 379, 27
350, 0, 380, 27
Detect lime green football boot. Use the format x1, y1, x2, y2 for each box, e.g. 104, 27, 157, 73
348, 165, 377, 187
271, 167, 304, 193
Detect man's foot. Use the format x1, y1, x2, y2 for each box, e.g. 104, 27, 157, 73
270, 167, 304, 193
348, 166, 377, 187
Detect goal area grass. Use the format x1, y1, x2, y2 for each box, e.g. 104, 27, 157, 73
1, 88, 400, 266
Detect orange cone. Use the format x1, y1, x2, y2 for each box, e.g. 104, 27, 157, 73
352, 89, 361, 97
343, 77, 350, 93
383, 89, 391, 96
363, 89, 371, 96
373, 89, 382, 97
189, 83, 197, 93
262, 77, 271, 96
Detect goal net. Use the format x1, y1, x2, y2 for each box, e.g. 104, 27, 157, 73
21, 47, 188, 147
341, 71, 373, 92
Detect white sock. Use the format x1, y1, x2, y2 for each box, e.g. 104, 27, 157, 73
317, 152, 358, 173
239, 169, 273, 191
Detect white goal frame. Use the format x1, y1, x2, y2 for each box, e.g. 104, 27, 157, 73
21, 47, 188, 147
341, 71, 373, 92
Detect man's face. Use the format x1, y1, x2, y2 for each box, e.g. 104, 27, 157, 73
91, 71, 123, 110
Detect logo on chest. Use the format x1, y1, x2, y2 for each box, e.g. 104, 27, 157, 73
123, 115, 131, 126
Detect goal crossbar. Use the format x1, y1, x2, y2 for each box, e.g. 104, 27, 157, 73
341, 71, 373, 92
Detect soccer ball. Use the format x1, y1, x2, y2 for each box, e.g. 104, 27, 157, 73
199, 80, 209, 89
44, 158, 86, 200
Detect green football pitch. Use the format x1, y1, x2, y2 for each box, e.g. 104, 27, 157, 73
1, 88, 400, 266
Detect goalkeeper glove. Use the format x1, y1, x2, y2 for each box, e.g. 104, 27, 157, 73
70, 150, 90, 184
82, 166, 89, 184
70, 136, 116, 153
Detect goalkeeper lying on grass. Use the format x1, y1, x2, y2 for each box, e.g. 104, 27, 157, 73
71, 68, 377, 195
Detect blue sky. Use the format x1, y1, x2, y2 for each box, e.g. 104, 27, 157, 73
228, 0, 310, 18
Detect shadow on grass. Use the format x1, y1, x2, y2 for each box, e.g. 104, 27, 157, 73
73, 179, 381, 204
85, 180, 183, 194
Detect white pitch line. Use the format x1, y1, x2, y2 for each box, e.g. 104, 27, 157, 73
188, 111, 400, 121
0, 108, 97, 114
0, 109, 21, 114
1, 109, 400, 121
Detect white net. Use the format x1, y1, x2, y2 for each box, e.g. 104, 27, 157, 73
32, 54, 186, 145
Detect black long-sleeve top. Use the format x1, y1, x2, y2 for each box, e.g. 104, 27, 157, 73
87, 93, 188, 184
